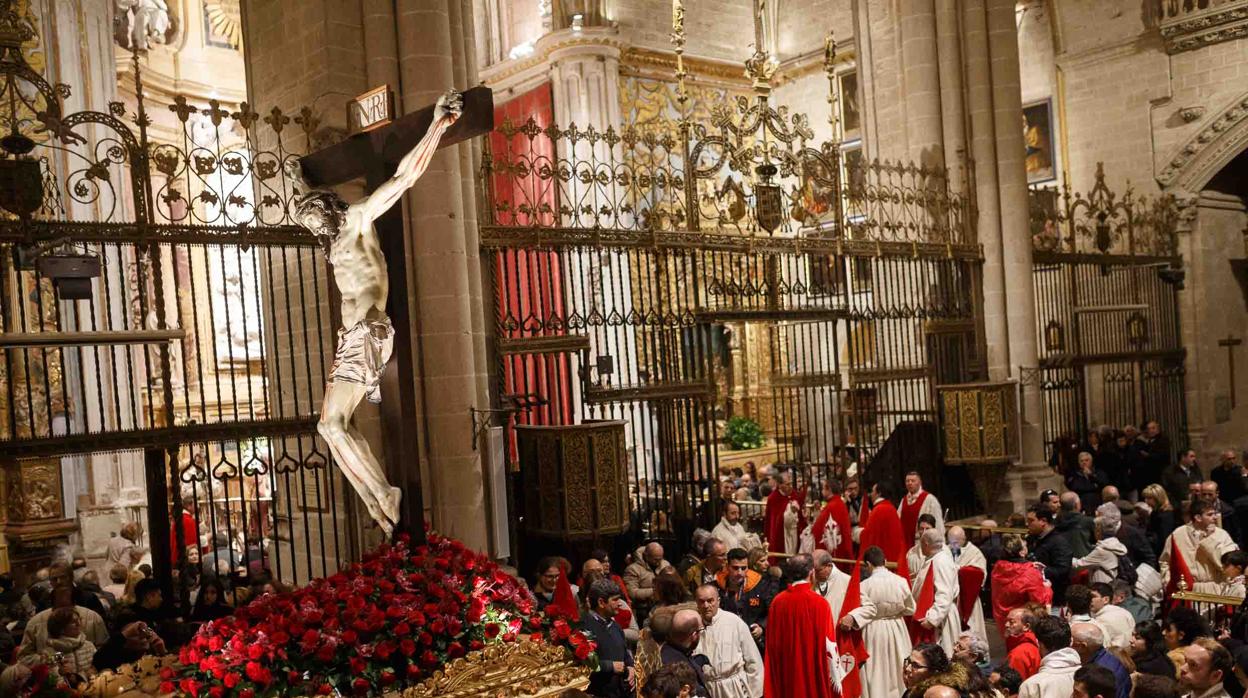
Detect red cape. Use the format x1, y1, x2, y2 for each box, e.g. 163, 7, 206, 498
812, 497, 854, 561
766, 488, 807, 554
836, 562, 869, 698
858, 499, 909, 580
899, 491, 930, 542
1165, 535, 1195, 610
764, 582, 838, 698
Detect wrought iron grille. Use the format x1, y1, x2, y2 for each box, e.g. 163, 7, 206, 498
484, 80, 984, 553
1030, 165, 1187, 464
0, 3, 359, 589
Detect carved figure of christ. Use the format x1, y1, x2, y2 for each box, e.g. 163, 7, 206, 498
292, 89, 463, 536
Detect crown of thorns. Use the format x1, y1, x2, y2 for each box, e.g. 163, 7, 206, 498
293, 190, 348, 225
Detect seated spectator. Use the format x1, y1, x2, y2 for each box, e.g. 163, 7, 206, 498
92, 621, 165, 672
953, 631, 992, 677
17, 585, 107, 659
1163, 607, 1212, 678
1110, 579, 1151, 624
1073, 664, 1117, 698
1070, 623, 1129, 698
990, 665, 1023, 698
1178, 637, 1233, 698
101, 565, 128, 603
189, 577, 233, 624
1130, 673, 1180, 698
25, 607, 96, 680
1130, 620, 1176, 679
77, 571, 113, 611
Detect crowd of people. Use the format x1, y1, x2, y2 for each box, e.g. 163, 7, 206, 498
554, 429, 1248, 698
0, 517, 283, 696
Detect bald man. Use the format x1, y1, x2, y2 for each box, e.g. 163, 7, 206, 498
624, 542, 674, 620
662, 608, 711, 696
911, 528, 961, 655
948, 525, 988, 646
923, 687, 961, 698
1069, 623, 1129, 698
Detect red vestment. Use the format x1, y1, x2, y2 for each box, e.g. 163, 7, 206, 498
908, 565, 937, 645
1164, 536, 1195, 610
765, 488, 807, 554
898, 490, 930, 542
858, 499, 909, 580
836, 562, 869, 698
170, 512, 198, 564
812, 497, 854, 561
764, 582, 839, 698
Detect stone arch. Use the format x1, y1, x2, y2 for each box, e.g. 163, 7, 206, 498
1157, 92, 1248, 195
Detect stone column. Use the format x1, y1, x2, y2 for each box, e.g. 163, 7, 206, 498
395, 0, 492, 553
900, 0, 944, 167
960, 0, 1053, 511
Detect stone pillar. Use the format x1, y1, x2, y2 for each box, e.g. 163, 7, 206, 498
395, 0, 492, 553
961, 0, 1053, 511
899, 0, 944, 167
934, 0, 966, 191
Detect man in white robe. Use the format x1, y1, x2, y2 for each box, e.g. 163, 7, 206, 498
712, 501, 761, 553
1160, 498, 1240, 594
839, 545, 914, 698
899, 471, 945, 539
906, 515, 938, 583
694, 583, 763, 698
948, 525, 988, 647
912, 528, 961, 656
812, 549, 852, 621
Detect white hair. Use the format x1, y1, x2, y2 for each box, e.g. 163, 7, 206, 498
959, 632, 990, 661
1071, 622, 1104, 648
921, 529, 944, 549
1094, 516, 1120, 538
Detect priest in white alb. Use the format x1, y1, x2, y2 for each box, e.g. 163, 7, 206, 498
905, 514, 939, 584
839, 545, 914, 698
1160, 498, 1240, 595
911, 528, 961, 656
899, 471, 944, 542
695, 583, 763, 698
812, 549, 852, 621
948, 525, 988, 646
713, 501, 762, 553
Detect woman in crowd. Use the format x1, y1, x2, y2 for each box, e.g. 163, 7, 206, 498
652, 570, 690, 608
990, 534, 1052, 636
1142, 484, 1178, 555
1162, 606, 1212, 676
1071, 516, 1127, 584
31, 608, 95, 682
1130, 620, 1177, 679
190, 577, 233, 623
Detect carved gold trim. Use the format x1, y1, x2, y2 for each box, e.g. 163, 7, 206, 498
405, 639, 590, 698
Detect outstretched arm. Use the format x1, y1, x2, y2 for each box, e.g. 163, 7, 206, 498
355, 90, 463, 222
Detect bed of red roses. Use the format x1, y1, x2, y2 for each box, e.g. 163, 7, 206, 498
172, 533, 595, 697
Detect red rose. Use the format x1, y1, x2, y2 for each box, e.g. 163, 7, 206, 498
376, 640, 397, 659
341, 629, 358, 645
159, 680, 174, 694
469, 639, 484, 651
420, 650, 439, 667
224, 672, 242, 688
288, 670, 302, 684
401, 638, 417, 657
394, 622, 411, 637
446, 618, 463, 636
484, 623, 501, 639
159, 667, 175, 680
406, 663, 423, 679
318, 683, 334, 695
430, 618, 446, 634
349, 656, 366, 674
178, 679, 199, 698
379, 670, 397, 686
447, 641, 466, 658
245, 661, 271, 685
247, 644, 264, 660
352, 677, 371, 695
239, 690, 256, 698
419, 631, 434, 646
209, 687, 224, 698
574, 642, 592, 660
553, 619, 572, 640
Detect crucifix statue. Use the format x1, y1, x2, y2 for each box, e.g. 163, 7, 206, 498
288, 89, 465, 536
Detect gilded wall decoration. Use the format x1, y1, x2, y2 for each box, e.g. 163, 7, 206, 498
6, 459, 63, 521
203, 0, 241, 50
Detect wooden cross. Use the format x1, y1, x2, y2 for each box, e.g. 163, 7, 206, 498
299, 85, 494, 540
1220, 334, 1243, 408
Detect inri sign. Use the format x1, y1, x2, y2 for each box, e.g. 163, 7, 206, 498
349, 85, 394, 133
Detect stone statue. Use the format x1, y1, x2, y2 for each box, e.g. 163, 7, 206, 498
115, 0, 171, 50
291, 89, 463, 536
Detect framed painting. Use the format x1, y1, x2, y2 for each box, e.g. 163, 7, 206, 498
1023, 98, 1057, 184
839, 70, 861, 138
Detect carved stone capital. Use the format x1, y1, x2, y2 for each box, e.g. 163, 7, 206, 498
1179, 105, 1206, 123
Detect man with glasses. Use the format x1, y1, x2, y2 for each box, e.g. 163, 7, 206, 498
661, 608, 710, 697
686, 538, 729, 592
